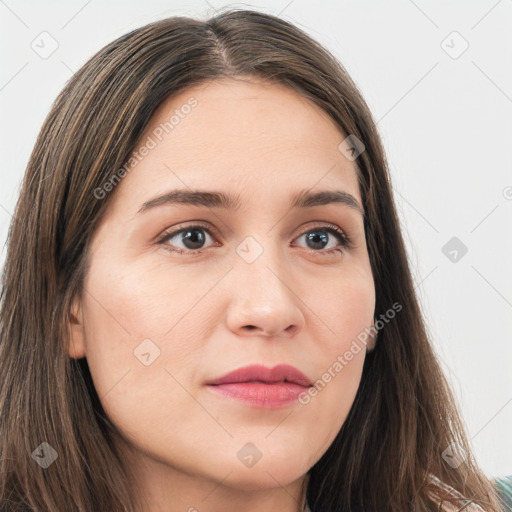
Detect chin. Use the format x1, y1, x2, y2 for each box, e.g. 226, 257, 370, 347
219, 460, 306, 491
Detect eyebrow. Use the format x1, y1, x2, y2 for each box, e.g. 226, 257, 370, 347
137, 188, 365, 217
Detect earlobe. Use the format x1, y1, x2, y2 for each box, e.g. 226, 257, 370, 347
366, 330, 378, 353
68, 298, 87, 359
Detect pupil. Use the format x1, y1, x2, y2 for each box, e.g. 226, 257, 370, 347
306, 230, 328, 250
183, 228, 205, 249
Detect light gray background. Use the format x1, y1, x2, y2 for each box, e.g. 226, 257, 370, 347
1, 0, 510, 477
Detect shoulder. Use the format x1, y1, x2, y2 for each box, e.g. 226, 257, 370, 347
427, 473, 512, 511
493, 475, 512, 511
426, 473, 487, 512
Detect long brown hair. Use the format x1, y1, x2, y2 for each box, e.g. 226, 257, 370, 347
0, 8, 504, 512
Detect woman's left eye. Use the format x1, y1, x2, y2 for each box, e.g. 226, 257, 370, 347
294, 224, 352, 255
157, 223, 352, 256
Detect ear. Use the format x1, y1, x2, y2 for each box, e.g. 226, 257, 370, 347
366, 330, 378, 352
68, 296, 87, 359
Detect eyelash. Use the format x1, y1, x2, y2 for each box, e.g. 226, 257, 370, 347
156, 221, 353, 257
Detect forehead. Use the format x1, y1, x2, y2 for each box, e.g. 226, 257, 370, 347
145, 76, 348, 155
110, 77, 362, 212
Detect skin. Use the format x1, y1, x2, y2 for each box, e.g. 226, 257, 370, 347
69, 76, 376, 512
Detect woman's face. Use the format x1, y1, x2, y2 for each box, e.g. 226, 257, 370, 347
69, 77, 375, 505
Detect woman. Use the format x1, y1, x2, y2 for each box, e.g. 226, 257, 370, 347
0, 8, 510, 512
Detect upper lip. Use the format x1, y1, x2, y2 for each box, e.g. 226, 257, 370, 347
206, 364, 313, 387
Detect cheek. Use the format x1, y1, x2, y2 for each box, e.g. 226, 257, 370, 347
313, 263, 376, 349
79, 256, 216, 431
297, 310, 370, 464
296, 265, 374, 431
80, 283, 199, 454
81, 248, 210, 354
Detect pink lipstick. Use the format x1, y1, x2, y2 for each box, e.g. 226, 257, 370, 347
206, 364, 312, 409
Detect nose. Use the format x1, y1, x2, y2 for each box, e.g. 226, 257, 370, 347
225, 244, 306, 339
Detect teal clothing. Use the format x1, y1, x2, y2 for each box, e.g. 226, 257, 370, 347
494, 475, 512, 511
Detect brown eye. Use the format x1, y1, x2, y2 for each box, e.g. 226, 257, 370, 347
159, 224, 217, 255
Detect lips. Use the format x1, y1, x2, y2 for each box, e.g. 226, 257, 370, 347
206, 364, 313, 408
206, 364, 313, 387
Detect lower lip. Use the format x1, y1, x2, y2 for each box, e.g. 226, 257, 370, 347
207, 382, 310, 408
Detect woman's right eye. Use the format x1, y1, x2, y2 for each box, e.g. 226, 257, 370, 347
158, 224, 217, 255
